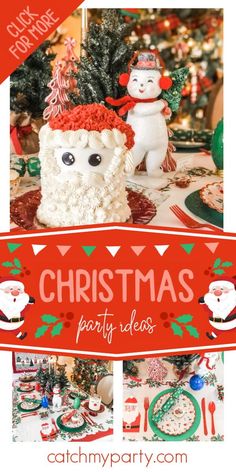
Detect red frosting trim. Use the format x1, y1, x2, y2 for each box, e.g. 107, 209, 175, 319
49, 103, 135, 150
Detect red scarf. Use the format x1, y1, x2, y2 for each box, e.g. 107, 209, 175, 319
106, 95, 157, 116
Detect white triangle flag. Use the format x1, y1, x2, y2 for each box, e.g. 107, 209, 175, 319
32, 244, 47, 255
106, 246, 121, 257
154, 245, 169, 256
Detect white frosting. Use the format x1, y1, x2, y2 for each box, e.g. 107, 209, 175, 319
37, 125, 133, 227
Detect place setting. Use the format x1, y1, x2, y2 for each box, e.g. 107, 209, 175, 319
123, 354, 224, 441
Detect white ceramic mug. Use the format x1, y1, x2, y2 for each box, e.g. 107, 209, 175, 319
89, 394, 101, 411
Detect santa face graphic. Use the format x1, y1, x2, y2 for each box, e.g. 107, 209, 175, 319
0, 279, 35, 340
199, 279, 236, 340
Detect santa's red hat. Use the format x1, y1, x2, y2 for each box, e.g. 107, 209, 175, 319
49, 103, 135, 150
209, 277, 236, 291
0, 277, 24, 290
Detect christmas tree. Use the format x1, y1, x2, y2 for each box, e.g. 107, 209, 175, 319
10, 40, 56, 118
35, 365, 69, 393
43, 61, 71, 121
72, 359, 110, 393
56, 366, 70, 390
74, 9, 138, 107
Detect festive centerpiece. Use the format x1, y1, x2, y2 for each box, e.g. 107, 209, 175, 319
37, 104, 134, 227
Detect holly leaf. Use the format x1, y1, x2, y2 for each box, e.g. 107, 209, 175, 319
213, 269, 225, 275
41, 314, 59, 324
213, 258, 221, 268
51, 322, 63, 337
14, 258, 21, 268
2, 261, 13, 267
185, 325, 200, 338
10, 269, 21, 275
35, 325, 49, 338
175, 314, 193, 324
171, 322, 183, 337
221, 261, 233, 267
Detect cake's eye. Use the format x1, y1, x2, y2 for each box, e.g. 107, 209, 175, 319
88, 153, 102, 166
132, 78, 138, 82
148, 79, 154, 83
62, 152, 75, 166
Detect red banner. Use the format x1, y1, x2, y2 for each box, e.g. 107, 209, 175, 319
1, 0, 84, 84
0, 224, 235, 359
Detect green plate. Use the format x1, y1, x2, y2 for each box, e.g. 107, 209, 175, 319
57, 414, 87, 433
148, 388, 201, 441
17, 401, 41, 412
185, 190, 223, 228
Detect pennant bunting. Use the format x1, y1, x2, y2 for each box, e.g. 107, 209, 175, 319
7, 243, 22, 253
205, 242, 219, 253
56, 245, 71, 256
82, 246, 96, 256
154, 245, 169, 256
32, 244, 47, 256
131, 246, 146, 256
106, 246, 121, 257
181, 243, 195, 254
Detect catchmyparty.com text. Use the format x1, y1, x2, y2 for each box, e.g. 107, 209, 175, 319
47, 448, 188, 467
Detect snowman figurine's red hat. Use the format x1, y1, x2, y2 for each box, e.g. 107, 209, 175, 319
119, 50, 173, 90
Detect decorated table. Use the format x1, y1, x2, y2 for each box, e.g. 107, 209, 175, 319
10, 150, 222, 231
123, 354, 224, 441
12, 374, 113, 442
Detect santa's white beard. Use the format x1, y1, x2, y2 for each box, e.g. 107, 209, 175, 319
37, 150, 130, 227
204, 290, 236, 318
0, 291, 29, 319
123, 406, 139, 424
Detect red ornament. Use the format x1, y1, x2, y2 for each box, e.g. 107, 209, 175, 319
119, 73, 130, 87
159, 76, 173, 90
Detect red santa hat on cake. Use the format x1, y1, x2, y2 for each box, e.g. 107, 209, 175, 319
46, 103, 135, 150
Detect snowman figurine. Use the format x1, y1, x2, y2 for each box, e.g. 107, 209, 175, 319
52, 384, 62, 412
106, 51, 173, 187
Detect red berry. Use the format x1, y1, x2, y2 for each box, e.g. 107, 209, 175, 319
163, 321, 170, 328
160, 312, 168, 320
169, 313, 175, 318
26, 270, 30, 275
64, 321, 70, 328
66, 312, 74, 320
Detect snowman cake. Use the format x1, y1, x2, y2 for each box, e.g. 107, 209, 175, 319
37, 104, 135, 227
153, 392, 196, 436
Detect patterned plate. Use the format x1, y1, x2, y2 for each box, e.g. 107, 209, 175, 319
200, 182, 223, 213
185, 190, 223, 228
10, 188, 157, 230
148, 389, 201, 441
57, 413, 87, 433
17, 400, 41, 412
